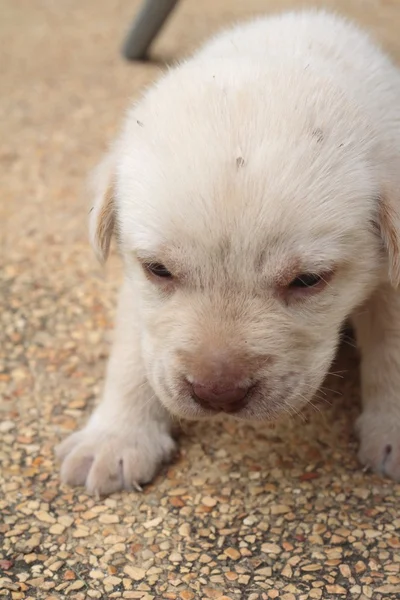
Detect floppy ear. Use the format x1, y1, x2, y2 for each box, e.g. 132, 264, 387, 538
378, 183, 400, 288
88, 153, 116, 263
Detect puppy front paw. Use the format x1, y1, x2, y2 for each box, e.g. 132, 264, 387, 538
356, 410, 400, 481
56, 423, 176, 496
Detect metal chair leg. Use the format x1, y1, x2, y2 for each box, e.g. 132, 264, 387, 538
122, 0, 180, 60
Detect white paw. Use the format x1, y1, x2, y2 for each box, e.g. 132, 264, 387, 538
356, 410, 400, 481
56, 424, 176, 496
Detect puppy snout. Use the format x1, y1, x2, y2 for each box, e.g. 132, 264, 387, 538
179, 346, 270, 413
191, 381, 251, 412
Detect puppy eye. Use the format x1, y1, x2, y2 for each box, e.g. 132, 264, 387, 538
289, 273, 323, 289
146, 262, 173, 279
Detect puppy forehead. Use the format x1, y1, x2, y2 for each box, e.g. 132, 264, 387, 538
119, 192, 357, 278
118, 146, 374, 267
117, 63, 378, 261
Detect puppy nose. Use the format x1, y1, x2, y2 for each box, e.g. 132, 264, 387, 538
191, 382, 250, 412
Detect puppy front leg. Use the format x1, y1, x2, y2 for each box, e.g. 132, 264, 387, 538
57, 281, 176, 496
352, 283, 400, 480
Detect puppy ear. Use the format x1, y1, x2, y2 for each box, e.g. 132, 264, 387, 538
89, 153, 116, 263
378, 186, 400, 288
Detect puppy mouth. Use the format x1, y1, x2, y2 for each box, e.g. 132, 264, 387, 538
157, 371, 317, 421
188, 383, 316, 422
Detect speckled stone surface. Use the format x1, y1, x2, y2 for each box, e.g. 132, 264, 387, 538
1, 1, 400, 599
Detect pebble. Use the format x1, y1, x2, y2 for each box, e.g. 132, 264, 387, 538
123, 566, 146, 581
144, 517, 163, 529
89, 570, 105, 579
35, 511, 56, 524
326, 585, 347, 595
103, 576, 122, 587
270, 504, 291, 515
99, 513, 120, 524
58, 516, 74, 527
224, 548, 241, 560
0, 421, 15, 433
261, 543, 282, 554
72, 528, 90, 538
202, 496, 218, 507
178, 523, 191, 538
169, 552, 183, 562
49, 524, 65, 535
65, 581, 85, 592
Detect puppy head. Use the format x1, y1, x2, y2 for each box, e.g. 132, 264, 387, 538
91, 63, 400, 421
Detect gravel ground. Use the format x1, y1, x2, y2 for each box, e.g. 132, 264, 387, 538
1, 1, 400, 599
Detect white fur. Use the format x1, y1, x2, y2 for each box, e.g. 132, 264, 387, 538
57, 10, 400, 495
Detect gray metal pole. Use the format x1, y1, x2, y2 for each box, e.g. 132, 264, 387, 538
122, 0, 180, 60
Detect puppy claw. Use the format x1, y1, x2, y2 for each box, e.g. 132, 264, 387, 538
57, 425, 176, 496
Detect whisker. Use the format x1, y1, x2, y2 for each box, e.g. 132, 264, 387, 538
325, 370, 346, 379
281, 398, 307, 423
307, 400, 324, 415
300, 382, 335, 397
341, 337, 358, 350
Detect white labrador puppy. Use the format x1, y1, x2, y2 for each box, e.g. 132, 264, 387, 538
57, 10, 400, 495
